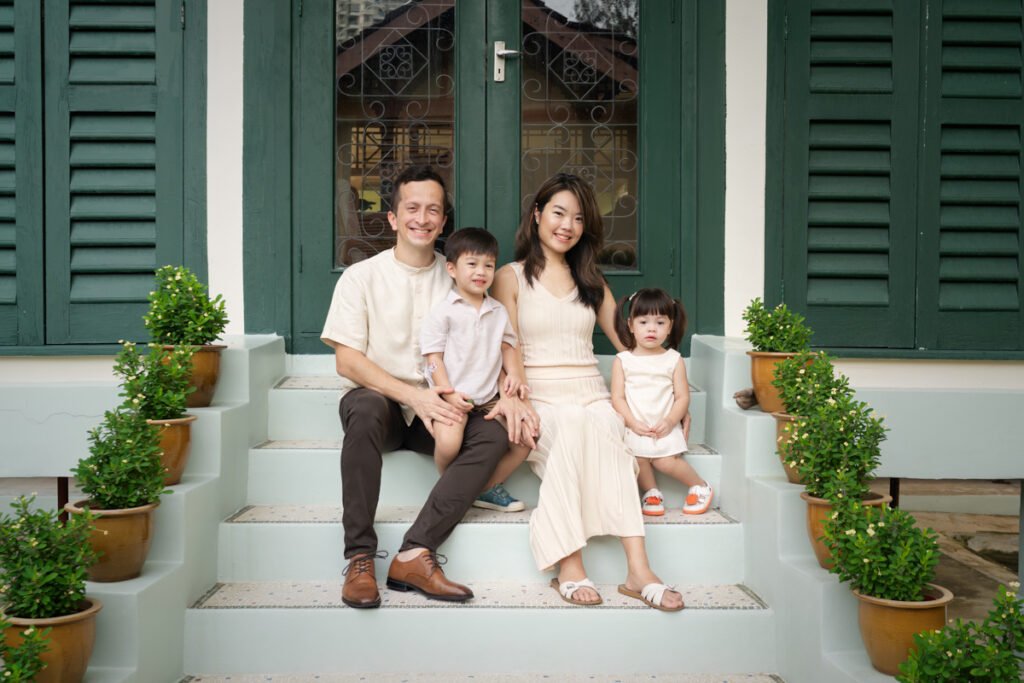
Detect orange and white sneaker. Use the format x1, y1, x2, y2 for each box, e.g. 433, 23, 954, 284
683, 483, 714, 515
641, 488, 665, 517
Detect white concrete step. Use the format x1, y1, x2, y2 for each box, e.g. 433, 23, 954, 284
247, 441, 723, 508
184, 580, 776, 675
217, 504, 743, 584
185, 675, 785, 683
267, 374, 708, 444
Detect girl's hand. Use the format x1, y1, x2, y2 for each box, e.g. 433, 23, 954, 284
650, 419, 674, 439
626, 418, 652, 437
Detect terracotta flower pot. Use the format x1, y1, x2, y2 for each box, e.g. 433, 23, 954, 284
800, 491, 891, 569
854, 583, 954, 675
164, 344, 225, 408
746, 350, 796, 413
771, 411, 803, 484
2, 597, 103, 683
65, 500, 159, 582
148, 413, 198, 485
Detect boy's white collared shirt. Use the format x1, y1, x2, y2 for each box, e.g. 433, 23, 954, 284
419, 287, 517, 406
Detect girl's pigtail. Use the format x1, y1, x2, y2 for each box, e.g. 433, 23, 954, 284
666, 297, 688, 349
614, 294, 635, 350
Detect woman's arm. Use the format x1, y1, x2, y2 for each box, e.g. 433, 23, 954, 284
596, 283, 627, 352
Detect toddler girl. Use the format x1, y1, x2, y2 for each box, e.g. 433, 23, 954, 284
610, 288, 713, 516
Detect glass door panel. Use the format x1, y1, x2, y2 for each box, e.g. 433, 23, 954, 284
520, 0, 640, 270
334, 0, 456, 266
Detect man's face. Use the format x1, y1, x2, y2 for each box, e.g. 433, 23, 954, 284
388, 179, 447, 251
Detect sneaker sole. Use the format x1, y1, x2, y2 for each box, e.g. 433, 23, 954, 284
642, 509, 665, 517
472, 500, 526, 512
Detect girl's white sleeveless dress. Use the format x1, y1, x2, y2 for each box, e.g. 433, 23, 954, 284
618, 349, 688, 458
510, 263, 644, 571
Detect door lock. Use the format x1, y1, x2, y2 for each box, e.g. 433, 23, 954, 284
493, 41, 520, 82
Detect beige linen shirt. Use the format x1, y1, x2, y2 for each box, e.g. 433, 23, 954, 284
419, 288, 518, 405
321, 248, 451, 424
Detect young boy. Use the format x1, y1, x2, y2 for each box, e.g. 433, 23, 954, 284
419, 228, 531, 512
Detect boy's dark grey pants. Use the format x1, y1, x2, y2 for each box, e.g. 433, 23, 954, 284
339, 387, 508, 558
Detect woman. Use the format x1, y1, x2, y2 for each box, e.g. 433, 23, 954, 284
490, 173, 683, 610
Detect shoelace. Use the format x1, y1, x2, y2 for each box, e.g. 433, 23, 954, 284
343, 549, 388, 577
422, 551, 448, 576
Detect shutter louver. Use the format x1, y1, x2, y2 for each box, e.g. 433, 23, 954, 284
1, 1, 42, 345
782, 0, 918, 348
916, 0, 1023, 351
45, 0, 182, 343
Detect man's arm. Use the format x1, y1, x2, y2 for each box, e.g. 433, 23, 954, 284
329, 341, 463, 431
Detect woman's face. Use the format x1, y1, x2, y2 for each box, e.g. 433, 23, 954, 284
534, 190, 584, 259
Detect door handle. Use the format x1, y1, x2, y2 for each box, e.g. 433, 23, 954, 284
493, 41, 520, 82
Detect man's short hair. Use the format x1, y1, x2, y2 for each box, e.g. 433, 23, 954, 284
388, 165, 449, 215
444, 227, 499, 263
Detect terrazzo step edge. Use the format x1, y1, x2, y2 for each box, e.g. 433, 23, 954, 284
184, 582, 776, 674
217, 505, 744, 583
247, 442, 723, 507
267, 376, 707, 444
183, 674, 786, 683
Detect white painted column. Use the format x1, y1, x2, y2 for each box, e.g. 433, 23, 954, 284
723, 0, 768, 337
207, 0, 246, 335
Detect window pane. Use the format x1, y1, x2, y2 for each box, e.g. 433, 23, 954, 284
335, 1, 456, 266
520, 0, 639, 270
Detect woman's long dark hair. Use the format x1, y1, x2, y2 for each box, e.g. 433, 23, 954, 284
614, 288, 687, 350
514, 173, 606, 312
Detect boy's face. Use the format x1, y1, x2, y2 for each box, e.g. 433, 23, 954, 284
446, 252, 496, 298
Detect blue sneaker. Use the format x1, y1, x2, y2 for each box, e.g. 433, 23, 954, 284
473, 483, 526, 512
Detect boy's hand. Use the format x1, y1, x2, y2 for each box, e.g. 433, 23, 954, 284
503, 374, 531, 400
442, 391, 475, 412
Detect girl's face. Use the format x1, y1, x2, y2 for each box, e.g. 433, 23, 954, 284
534, 190, 584, 260
629, 313, 672, 352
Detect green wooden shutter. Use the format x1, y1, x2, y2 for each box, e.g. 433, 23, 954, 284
43, 0, 183, 344
0, 0, 43, 345
781, 0, 920, 347
915, 0, 1023, 351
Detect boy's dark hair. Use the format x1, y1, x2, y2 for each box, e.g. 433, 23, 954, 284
614, 288, 687, 350
388, 165, 450, 215
444, 227, 499, 263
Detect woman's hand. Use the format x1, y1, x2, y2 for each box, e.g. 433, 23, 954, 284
487, 394, 540, 449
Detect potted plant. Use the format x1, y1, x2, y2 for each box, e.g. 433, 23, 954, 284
771, 351, 851, 484
0, 496, 101, 683
0, 616, 48, 682
144, 264, 229, 407
824, 498, 953, 675
66, 408, 169, 582
742, 297, 813, 413
114, 340, 197, 485
898, 582, 1023, 682
782, 393, 890, 567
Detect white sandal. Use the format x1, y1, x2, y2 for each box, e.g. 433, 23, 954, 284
550, 577, 603, 606
617, 582, 684, 612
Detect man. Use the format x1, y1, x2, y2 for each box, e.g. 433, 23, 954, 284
321, 165, 532, 608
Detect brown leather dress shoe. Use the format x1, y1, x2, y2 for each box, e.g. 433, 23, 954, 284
342, 552, 383, 609
386, 551, 473, 602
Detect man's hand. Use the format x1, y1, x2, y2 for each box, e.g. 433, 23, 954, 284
486, 393, 540, 450
409, 386, 465, 436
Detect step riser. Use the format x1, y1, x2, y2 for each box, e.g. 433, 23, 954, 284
217, 523, 745, 583
184, 608, 776, 674
267, 388, 707, 445
247, 449, 723, 507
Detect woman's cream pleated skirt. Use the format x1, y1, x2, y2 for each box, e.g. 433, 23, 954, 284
525, 368, 644, 571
